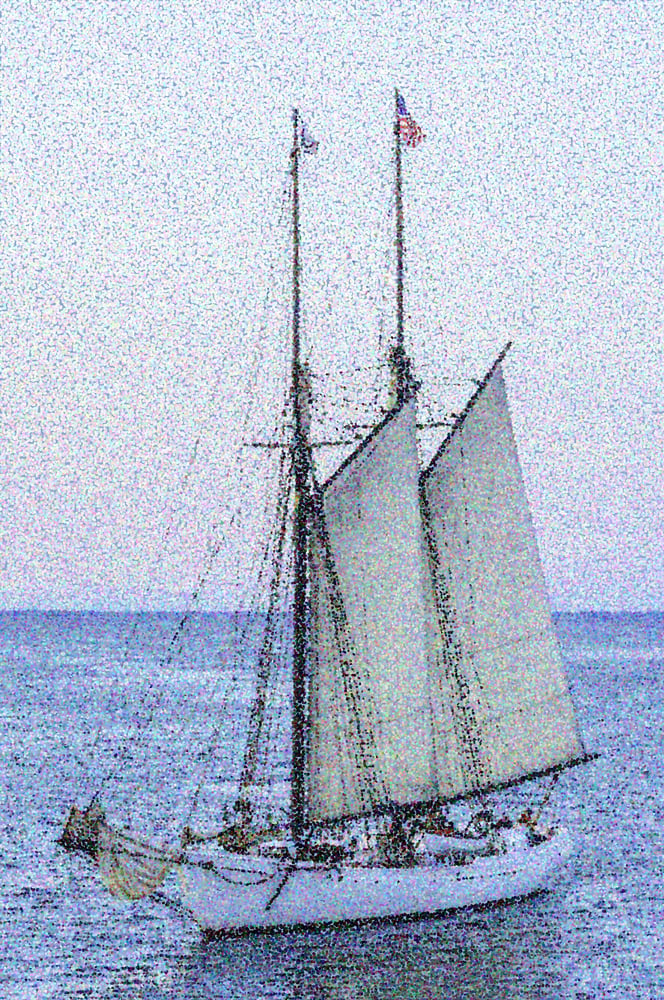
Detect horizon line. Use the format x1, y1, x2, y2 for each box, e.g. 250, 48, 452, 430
0, 605, 662, 616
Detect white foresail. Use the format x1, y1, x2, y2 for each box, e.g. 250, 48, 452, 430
306, 399, 437, 824
421, 361, 585, 797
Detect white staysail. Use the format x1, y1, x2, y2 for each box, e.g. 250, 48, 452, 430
306, 399, 437, 824
421, 359, 585, 797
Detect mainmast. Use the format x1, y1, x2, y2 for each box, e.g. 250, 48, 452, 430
391, 88, 415, 407
290, 108, 309, 842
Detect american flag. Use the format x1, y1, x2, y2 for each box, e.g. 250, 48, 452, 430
397, 94, 425, 148
299, 121, 319, 154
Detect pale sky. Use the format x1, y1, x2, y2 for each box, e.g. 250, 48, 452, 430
1, 0, 662, 611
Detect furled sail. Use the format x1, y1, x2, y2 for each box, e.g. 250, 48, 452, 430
306, 399, 437, 824
420, 354, 586, 798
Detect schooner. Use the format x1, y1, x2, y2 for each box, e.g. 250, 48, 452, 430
60, 93, 595, 933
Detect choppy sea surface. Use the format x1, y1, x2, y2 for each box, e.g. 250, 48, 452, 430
1, 609, 663, 999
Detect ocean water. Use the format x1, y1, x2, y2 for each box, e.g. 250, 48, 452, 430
1, 609, 663, 999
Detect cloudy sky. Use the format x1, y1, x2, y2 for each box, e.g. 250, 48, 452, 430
1, 0, 662, 611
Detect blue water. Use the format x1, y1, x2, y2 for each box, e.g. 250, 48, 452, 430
1, 610, 663, 999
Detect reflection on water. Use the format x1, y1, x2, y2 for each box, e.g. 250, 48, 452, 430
188, 910, 563, 1000
98, 891, 569, 1000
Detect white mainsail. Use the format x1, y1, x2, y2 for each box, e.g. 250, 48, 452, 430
306, 399, 437, 825
421, 359, 585, 797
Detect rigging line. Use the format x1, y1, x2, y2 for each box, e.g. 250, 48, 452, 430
226, 555, 282, 767
186, 610, 276, 822
184, 421, 294, 828
309, 493, 389, 817
200, 869, 277, 888
236, 463, 295, 820
455, 436, 491, 781
91, 402, 264, 802
534, 773, 560, 823
253, 512, 294, 812
84, 434, 204, 784
262, 506, 294, 790
184, 624, 271, 830
237, 450, 293, 801
90, 192, 294, 807
175, 661, 239, 829
183, 506, 289, 825
103, 216, 292, 742
253, 546, 295, 819
248, 548, 289, 786
201, 423, 290, 673
421, 483, 488, 793
319, 580, 361, 818
238, 379, 293, 682
219, 435, 292, 776
88, 177, 295, 819
93, 496, 244, 800
435, 420, 546, 777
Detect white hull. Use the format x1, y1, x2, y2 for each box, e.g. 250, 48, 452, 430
175, 828, 575, 934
